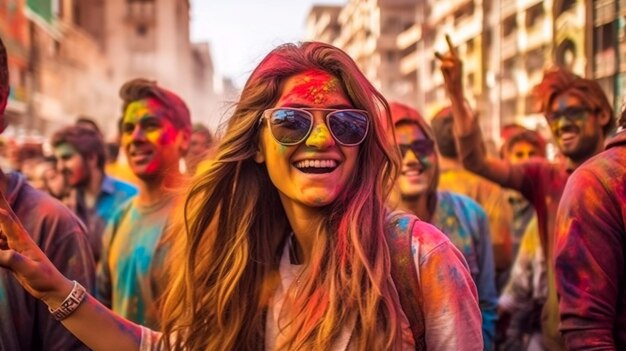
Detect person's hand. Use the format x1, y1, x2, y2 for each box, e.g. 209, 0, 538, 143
0, 190, 72, 306
435, 34, 464, 101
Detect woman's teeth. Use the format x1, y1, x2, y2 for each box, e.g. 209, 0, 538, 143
294, 160, 338, 169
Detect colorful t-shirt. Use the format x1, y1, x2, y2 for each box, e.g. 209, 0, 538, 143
77, 175, 138, 261
96, 195, 176, 330
432, 191, 497, 350
0, 172, 95, 351
95, 175, 138, 226
554, 131, 626, 350
139, 216, 484, 351
438, 166, 513, 273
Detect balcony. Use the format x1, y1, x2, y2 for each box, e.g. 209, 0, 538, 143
430, 1, 453, 24
397, 23, 422, 50
501, 0, 517, 18
500, 78, 517, 100
525, 21, 550, 51
519, 0, 543, 11
501, 32, 518, 59
454, 15, 482, 40
124, 2, 157, 25
400, 49, 419, 76
595, 0, 616, 26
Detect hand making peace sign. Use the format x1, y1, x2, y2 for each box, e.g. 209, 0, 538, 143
435, 34, 464, 101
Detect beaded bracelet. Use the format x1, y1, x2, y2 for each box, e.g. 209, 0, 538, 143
48, 280, 87, 321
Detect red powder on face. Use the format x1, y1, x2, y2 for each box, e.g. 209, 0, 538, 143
281, 70, 340, 105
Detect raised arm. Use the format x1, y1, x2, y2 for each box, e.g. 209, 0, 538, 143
0, 191, 144, 351
436, 35, 525, 189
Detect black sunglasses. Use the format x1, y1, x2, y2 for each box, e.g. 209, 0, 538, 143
545, 107, 595, 127
260, 107, 369, 146
398, 140, 435, 158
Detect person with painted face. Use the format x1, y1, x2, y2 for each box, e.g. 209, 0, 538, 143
51, 126, 138, 261
500, 128, 546, 254
93, 78, 191, 330
0, 42, 482, 350
436, 34, 615, 350
389, 102, 497, 350
497, 128, 548, 351
0, 37, 95, 351
553, 108, 626, 350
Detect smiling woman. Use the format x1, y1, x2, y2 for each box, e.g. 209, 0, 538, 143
0, 42, 483, 351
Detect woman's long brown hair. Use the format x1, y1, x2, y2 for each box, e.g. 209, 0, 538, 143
159, 42, 404, 350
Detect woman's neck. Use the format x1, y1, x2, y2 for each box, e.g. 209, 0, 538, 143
279, 196, 324, 265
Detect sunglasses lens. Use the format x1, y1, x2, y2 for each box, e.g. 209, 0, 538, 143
269, 109, 312, 144
547, 108, 590, 126
416, 141, 435, 155
400, 140, 434, 157
327, 111, 369, 145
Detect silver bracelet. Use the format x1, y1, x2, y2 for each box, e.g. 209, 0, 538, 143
48, 280, 87, 321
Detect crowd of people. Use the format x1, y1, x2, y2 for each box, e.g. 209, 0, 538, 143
0, 32, 623, 351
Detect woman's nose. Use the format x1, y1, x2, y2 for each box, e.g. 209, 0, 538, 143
305, 117, 335, 149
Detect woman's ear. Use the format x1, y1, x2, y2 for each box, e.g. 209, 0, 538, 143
254, 139, 265, 163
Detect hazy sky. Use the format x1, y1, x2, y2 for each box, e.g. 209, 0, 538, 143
190, 0, 346, 88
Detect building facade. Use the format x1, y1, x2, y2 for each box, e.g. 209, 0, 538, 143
309, 0, 621, 145
0, 0, 218, 138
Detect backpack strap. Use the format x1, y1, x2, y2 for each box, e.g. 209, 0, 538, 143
386, 211, 426, 351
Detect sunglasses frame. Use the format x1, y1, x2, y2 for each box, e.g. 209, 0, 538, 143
398, 139, 436, 158
545, 107, 596, 126
260, 107, 370, 146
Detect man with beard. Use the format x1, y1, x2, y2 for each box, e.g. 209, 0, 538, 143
52, 126, 138, 260
554, 108, 626, 350
436, 35, 615, 350
389, 102, 498, 350
96, 78, 191, 330
0, 37, 95, 351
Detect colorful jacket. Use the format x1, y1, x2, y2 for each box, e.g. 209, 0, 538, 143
555, 130, 626, 350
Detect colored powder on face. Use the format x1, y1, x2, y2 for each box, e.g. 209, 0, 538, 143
277, 143, 287, 155
557, 96, 568, 111
308, 124, 332, 145
54, 143, 78, 160
419, 154, 432, 169
122, 99, 174, 146
283, 70, 341, 105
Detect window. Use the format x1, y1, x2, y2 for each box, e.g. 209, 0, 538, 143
127, 0, 156, 22
556, 0, 576, 16
503, 15, 516, 36
525, 3, 544, 28
594, 22, 616, 53
136, 24, 148, 36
